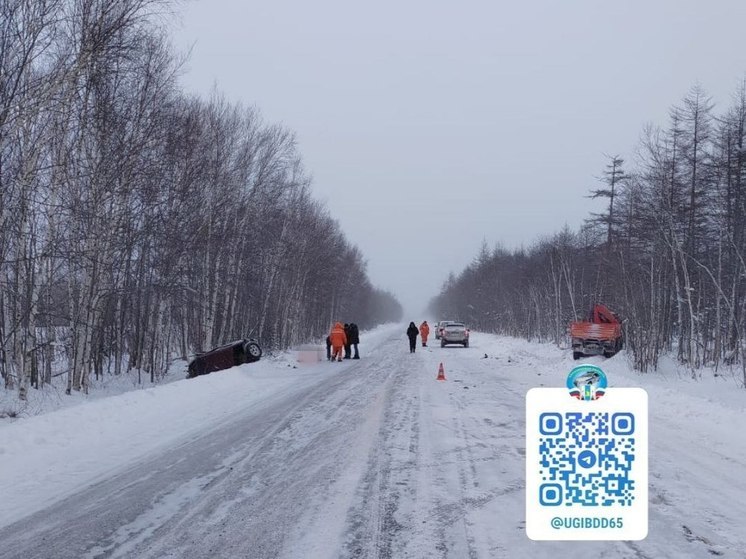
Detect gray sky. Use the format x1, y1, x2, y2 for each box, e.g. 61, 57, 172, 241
171, 0, 746, 317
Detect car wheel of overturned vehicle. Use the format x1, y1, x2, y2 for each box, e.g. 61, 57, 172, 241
245, 341, 262, 360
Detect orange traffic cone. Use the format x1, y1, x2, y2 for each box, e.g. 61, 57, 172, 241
437, 362, 446, 381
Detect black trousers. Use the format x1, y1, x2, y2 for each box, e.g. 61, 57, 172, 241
408, 337, 417, 352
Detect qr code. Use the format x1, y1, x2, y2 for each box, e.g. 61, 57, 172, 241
538, 412, 636, 507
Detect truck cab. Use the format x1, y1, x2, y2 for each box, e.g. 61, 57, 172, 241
570, 304, 623, 360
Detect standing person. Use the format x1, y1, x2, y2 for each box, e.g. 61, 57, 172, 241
329, 322, 347, 362
343, 323, 352, 359
406, 322, 419, 353
419, 320, 430, 347
349, 323, 360, 359
325, 335, 332, 361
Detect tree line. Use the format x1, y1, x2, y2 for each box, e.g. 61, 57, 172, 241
0, 0, 402, 400
431, 82, 746, 385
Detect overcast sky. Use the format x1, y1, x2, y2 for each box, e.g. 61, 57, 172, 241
170, 0, 746, 317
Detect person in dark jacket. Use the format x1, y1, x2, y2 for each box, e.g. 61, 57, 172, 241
406, 322, 419, 353
348, 323, 360, 359
343, 323, 352, 359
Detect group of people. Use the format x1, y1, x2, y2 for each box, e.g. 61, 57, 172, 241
323, 320, 436, 359
406, 320, 430, 353
326, 322, 360, 362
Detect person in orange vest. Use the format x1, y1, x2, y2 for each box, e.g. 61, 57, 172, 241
419, 320, 430, 347
329, 322, 347, 362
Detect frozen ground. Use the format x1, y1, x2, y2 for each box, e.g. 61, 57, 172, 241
0, 324, 744, 558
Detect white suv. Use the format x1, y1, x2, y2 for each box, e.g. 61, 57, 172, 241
440, 322, 469, 347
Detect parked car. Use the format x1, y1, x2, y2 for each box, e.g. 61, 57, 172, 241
187, 338, 262, 378
435, 320, 454, 340
440, 322, 469, 347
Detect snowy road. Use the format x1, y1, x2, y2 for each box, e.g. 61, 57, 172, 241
1, 324, 745, 558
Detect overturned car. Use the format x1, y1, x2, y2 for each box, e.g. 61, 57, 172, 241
187, 338, 262, 378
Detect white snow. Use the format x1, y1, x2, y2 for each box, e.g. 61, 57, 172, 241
1, 324, 745, 558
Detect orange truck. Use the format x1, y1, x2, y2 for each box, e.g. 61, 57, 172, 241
570, 304, 624, 360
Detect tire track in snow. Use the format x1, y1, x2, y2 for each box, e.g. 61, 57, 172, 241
111, 362, 391, 559
441, 389, 480, 559
340, 359, 419, 558
420, 347, 526, 558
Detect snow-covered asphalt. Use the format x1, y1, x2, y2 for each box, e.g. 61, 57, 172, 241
1, 324, 745, 558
